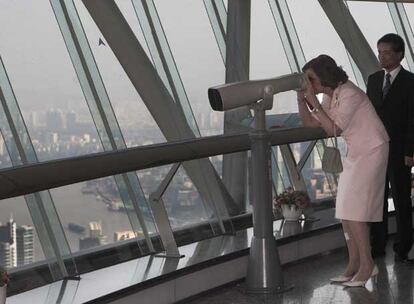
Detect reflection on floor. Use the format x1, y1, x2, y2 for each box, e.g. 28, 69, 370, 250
184, 242, 414, 304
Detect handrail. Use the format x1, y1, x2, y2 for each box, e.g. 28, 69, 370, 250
0, 126, 326, 200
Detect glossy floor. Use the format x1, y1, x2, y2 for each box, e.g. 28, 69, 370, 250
184, 244, 414, 304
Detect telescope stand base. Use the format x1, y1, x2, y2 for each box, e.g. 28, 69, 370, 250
246, 284, 294, 294
246, 236, 290, 294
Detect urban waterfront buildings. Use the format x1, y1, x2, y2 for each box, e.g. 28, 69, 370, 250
0, 217, 34, 269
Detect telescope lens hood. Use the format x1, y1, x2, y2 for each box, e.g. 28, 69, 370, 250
208, 88, 224, 111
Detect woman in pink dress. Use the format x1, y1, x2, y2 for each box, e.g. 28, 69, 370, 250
297, 55, 389, 287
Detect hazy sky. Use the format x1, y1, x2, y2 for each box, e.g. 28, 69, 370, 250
0, 1, 411, 120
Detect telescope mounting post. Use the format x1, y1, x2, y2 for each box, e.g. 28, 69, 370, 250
245, 85, 293, 294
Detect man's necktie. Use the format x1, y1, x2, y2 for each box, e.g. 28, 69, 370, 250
383, 73, 391, 99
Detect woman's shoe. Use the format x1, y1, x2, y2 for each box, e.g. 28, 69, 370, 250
370, 264, 379, 283
371, 264, 379, 277
330, 275, 353, 283
342, 265, 379, 287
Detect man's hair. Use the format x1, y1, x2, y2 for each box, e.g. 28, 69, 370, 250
302, 55, 348, 90
377, 33, 405, 60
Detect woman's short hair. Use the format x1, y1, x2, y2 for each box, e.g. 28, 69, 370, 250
302, 55, 348, 90
377, 33, 405, 60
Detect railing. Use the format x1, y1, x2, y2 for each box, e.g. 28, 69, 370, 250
1, 125, 329, 295
0, 126, 325, 199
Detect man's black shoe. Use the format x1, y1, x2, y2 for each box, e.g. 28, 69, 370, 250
394, 254, 414, 265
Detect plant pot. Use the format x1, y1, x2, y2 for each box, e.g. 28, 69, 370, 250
281, 204, 302, 221
0, 284, 6, 304
281, 221, 302, 236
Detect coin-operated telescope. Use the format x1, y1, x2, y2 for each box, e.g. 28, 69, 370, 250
208, 73, 306, 294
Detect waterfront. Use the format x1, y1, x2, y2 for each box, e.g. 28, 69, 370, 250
0, 181, 154, 263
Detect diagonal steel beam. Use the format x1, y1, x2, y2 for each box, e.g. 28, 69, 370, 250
318, 0, 379, 82
81, 0, 239, 233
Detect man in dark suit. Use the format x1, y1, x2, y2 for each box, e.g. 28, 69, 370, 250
367, 33, 414, 263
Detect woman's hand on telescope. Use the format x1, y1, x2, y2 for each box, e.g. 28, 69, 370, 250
302, 73, 322, 110
296, 90, 306, 103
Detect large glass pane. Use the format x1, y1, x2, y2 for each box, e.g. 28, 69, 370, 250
346, 1, 409, 70
404, 4, 414, 32
0, 1, 102, 161
251, 1, 294, 115
162, 166, 211, 230
51, 178, 152, 253
346, 1, 395, 53
401, 3, 414, 196
137, 164, 218, 234
272, 146, 292, 193
74, 0, 165, 148
0, 197, 45, 269
51, 0, 156, 254
290, 142, 312, 164
303, 143, 336, 202
0, 17, 76, 278
287, 0, 358, 84
154, 0, 225, 136
400, 4, 414, 72
132, 0, 200, 136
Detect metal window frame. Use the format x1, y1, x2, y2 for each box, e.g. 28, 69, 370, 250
318, 0, 379, 82
50, 0, 156, 254
386, 1, 414, 71
0, 56, 75, 280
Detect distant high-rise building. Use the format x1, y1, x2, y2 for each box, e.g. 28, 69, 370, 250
46, 109, 64, 132
50, 133, 59, 145
16, 225, 34, 266
79, 221, 107, 250
0, 217, 17, 268
79, 236, 101, 251
28, 111, 44, 129
65, 111, 77, 130
0, 242, 14, 269
0, 217, 34, 269
114, 231, 136, 242
89, 221, 102, 238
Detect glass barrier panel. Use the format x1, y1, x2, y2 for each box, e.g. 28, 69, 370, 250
74, 0, 166, 148
144, 164, 219, 234
251, 1, 294, 115
347, 1, 395, 54
303, 141, 336, 202
346, 1, 409, 70
286, 0, 358, 84
0, 1, 102, 162
154, 0, 225, 136
51, 178, 142, 253
290, 141, 312, 164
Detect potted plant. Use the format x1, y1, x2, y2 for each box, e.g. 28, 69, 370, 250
0, 266, 8, 304
273, 187, 310, 221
